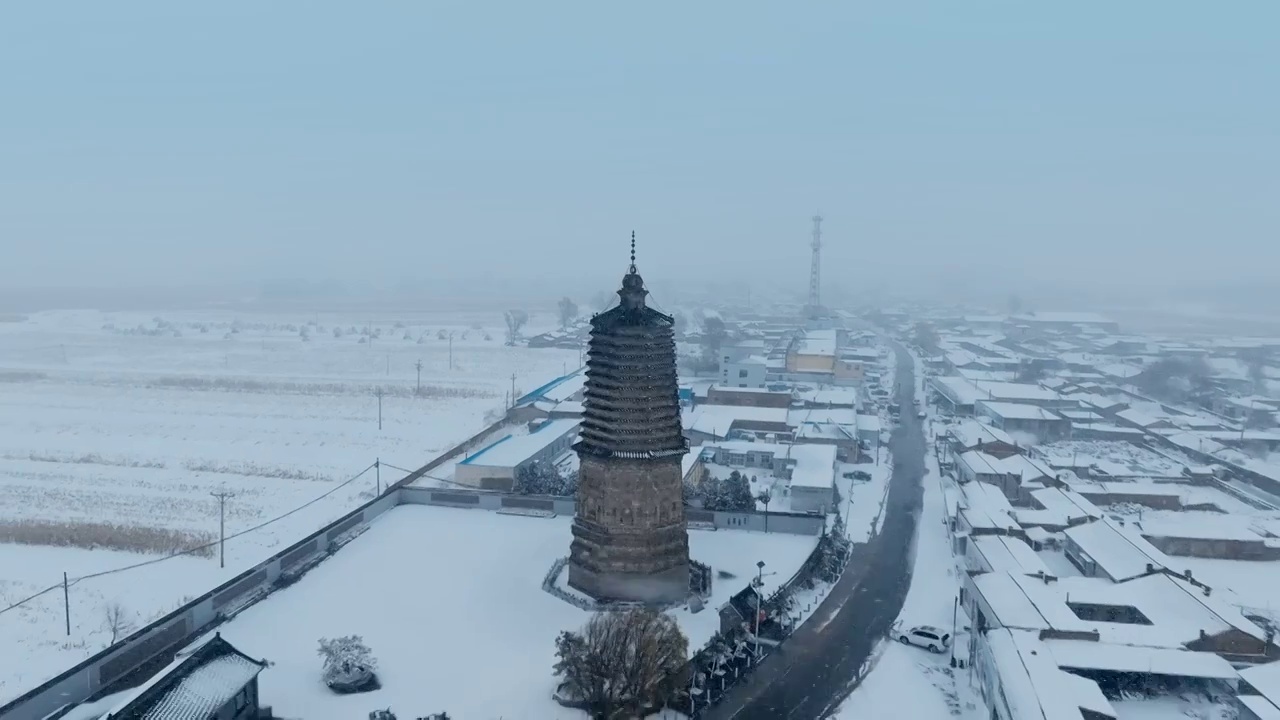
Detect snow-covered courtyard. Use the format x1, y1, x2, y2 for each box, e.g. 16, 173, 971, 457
216, 504, 817, 719
0, 309, 577, 704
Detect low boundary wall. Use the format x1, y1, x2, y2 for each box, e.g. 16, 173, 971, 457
398, 487, 825, 536
1, 422, 825, 720
0, 417, 511, 720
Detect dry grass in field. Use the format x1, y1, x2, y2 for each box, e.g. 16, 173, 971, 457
0, 520, 216, 558
3, 452, 166, 469
181, 459, 332, 482
0, 371, 45, 382
148, 375, 497, 399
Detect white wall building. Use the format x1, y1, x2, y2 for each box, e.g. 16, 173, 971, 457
454, 418, 580, 490
720, 355, 768, 388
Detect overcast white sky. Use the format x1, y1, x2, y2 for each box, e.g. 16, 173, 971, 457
1, 2, 1277, 300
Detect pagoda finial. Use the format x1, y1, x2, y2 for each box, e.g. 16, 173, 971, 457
629, 231, 637, 274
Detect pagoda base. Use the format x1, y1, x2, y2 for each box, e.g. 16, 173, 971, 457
568, 561, 690, 606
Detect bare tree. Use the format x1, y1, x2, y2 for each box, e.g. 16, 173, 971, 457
504, 309, 529, 344
557, 297, 579, 329
553, 608, 688, 719
102, 602, 134, 645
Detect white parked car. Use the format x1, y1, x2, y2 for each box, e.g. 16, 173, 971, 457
895, 623, 951, 653
916, 411, 927, 419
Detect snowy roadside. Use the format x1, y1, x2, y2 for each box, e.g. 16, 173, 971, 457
835, 349, 985, 720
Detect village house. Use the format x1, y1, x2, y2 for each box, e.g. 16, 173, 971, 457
975, 401, 1072, 441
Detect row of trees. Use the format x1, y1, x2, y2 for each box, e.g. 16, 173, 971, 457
513, 460, 578, 497
684, 470, 767, 513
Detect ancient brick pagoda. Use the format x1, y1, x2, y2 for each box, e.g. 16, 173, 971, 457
568, 236, 691, 604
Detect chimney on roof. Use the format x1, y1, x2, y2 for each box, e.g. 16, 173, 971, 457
1145, 563, 1154, 574
1185, 569, 1193, 580
1204, 585, 1212, 597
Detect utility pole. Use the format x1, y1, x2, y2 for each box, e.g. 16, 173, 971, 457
511, 373, 517, 409
63, 572, 70, 636
376, 387, 384, 430
753, 560, 766, 657
375, 458, 381, 495
210, 489, 235, 569
415, 359, 423, 397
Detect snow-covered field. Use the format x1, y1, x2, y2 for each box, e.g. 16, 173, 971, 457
0, 309, 577, 705
217, 504, 817, 720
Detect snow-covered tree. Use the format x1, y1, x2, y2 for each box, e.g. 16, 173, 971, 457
318, 635, 378, 690
714, 471, 755, 512
514, 460, 576, 496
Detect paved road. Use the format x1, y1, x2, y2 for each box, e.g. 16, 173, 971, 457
705, 339, 927, 720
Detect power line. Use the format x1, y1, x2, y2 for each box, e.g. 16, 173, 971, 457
1, 460, 380, 619
378, 461, 467, 489
0, 584, 63, 618
69, 462, 377, 584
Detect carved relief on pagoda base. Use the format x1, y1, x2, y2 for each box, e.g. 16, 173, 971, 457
574, 454, 688, 530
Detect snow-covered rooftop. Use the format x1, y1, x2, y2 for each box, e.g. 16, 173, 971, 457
977, 401, 1063, 421
971, 381, 1063, 403
1063, 517, 1171, 581
795, 387, 859, 406
1054, 572, 1268, 647
1029, 487, 1103, 524
1242, 661, 1280, 712
787, 407, 856, 427
795, 329, 837, 356
950, 420, 1016, 449
958, 480, 1020, 532
1044, 638, 1238, 680
1136, 516, 1265, 543
985, 629, 1116, 720
140, 653, 264, 720
683, 405, 791, 437
458, 418, 579, 468
1034, 440, 1187, 479
971, 536, 1052, 576
787, 444, 838, 490
855, 413, 882, 434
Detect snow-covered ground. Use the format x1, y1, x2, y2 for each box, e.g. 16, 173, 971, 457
0, 309, 577, 705
837, 461, 892, 543
1034, 439, 1187, 478
216, 504, 816, 720
837, 353, 985, 720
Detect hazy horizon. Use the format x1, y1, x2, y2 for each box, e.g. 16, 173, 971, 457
3, 2, 1278, 305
